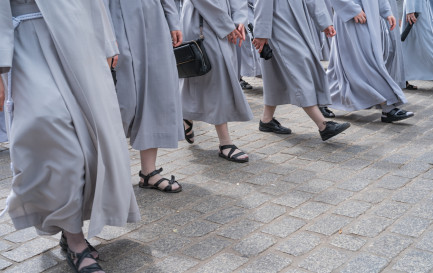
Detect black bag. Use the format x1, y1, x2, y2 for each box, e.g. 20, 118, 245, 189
174, 16, 211, 78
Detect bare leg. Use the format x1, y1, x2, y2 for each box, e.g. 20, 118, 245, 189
261, 105, 277, 123
140, 148, 180, 190
215, 123, 248, 160
63, 231, 104, 273
303, 105, 327, 131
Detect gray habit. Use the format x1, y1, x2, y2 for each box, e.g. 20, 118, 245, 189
327, 0, 407, 111
1, 0, 140, 238
254, 0, 333, 107
105, 0, 184, 150
180, 0, 253, 125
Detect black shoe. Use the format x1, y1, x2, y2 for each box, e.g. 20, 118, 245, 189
240, 78, 253, 89
319, 106, 335, 118
319, 121, 350, 141
381, 108, 414, 123
259, 118, 292, 134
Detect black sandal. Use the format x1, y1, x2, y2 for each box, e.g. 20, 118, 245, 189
139, 168, 182, 193
406, 81, 418, 90
67, 247, 103, 273
219, 145, 249, 163
183, 119, 195, 144
60, 232, 99, 260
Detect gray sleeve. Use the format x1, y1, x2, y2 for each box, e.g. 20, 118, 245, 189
161, 0, 181, 31
190, 0, 235, 39
379, 0, 393, 19
98, 0, 119, 58
305, 0, 333, 31
254, 0, 274, 39
405, 0, 423, 13
0, 0, 14, 74
229, 0, 248, 26
330, 0, 363, 22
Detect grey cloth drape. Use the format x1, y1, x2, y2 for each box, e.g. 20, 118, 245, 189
1, 0, 140, 238
104, 0, 184, 150
180, 0, 253, 125
327, 0, 407, 111
254, 0, 333, 107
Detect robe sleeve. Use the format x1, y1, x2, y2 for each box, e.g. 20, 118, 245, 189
97, 0, 119, 58
330, 0, 363, 22
0, 0, 13, 74
254, 0, 274, 39
161, 0, 181, 31
190, 0, 235, 39
305, 0, 333, 31
229, 0, 248, 26
405, 0, 423, 13
379, 0, 393, 19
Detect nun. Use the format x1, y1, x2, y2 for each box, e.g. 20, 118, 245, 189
327, 0, 414, 123
253, 0, 351, 141
0, 0, 140, 272
181, 0, 254, 163
401, 0, 433, 81
104, 0, 184, 193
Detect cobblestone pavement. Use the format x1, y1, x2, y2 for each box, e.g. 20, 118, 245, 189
0, 77, 432, 273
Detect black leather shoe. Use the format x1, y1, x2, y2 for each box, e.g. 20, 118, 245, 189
319, 106, 335, 118
381, 108, 414, 123
319, 121, 350, 141
240, 79, 253, 89
259, 118, 292, 134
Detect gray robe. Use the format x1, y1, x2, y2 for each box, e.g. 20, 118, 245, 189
327, 0, 407, 111
401, 0, 433, 80
105, 0, 184, 150
254, 0, 333, 107
180, 0, 253, 125
1, 0, 140, 238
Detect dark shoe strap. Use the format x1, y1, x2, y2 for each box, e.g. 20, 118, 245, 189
153, 176, 178, 192
68, 247, 103, 273
183, 119, 193, 134
139, 168, 163, 180
220, 144, 246, 159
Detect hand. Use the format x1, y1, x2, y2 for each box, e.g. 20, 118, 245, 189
227, 28, 243, 45
252, 38, 268, 53
387, 15, 396, 31
323, 25, 336, 38
354, 10, 367, 24
171, 30, 183, 47
0, 77, 5, 112
237, 24, 246, 47
406, 12, 417, 25
106, 55, 119, 68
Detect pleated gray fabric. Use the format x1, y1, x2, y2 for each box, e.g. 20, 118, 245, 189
239, 0, 261, 78
1, 0, 140, 238
105, 0, 184, 150
254, 0, 333, 107
180, 0, 254, 125
327, 0, 407, 111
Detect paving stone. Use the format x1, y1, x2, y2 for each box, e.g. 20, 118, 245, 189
1, 237, 58, 262
283, 170, 317, 184
96, 223, 141, 240
239, 253, 291, 273
367, 234, 413, 259
412, 200, 433, 220
390, 216, 432, 237
0, 224, 15, 237
272, 191, 313, 208
261, 216, 306, 238
376, 175, 411, 190
354, 188, 390, 204
233, 233, 275, 257
341, 158, 372, 170
127, 222, 177, 243
337, 178, 371, 192
348, 216, 393, 237
178, 220, 220, 237
143, 255, 198, 273
393, 250, 433, 273
333, 200, 371, 218
0, 258, 12, 271
313, 189, 353, 205
217, 219, 262, 240
260, 181, 297, 196
0, 240, 12, 252
165, 210, 203, 226
205, 207, 246, 225
143, 234, 192, 258
277, 232, 321, 257
182, 236, 231, 260
299, 247, 347, 273
236, 192, 273, 209
247, 173, 283, 186
373, 201, 411, 219
356, 167, 389, 180
330, 234, 366, 251
392, 187, 429, 204
4, 254, 57, 273
193, 196, 234, 214
102, 250, 153, 272
340, 253, 389, 273
307, 215, 352, 236
296, 179, 334, 194
4, 228, 38, 243
416, 231, 433, 252
98, 239, 141, 260
247, 204, 286, 223
196, 253, 248, 273
289, 202, 332, 220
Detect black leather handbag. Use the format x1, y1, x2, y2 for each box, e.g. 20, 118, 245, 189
174, 16, 211, 78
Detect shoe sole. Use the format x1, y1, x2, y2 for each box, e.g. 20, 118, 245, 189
259, 127, 292, 134
218, 153, 249, 163
381, 113, 414, 123
321, 123, 351, 141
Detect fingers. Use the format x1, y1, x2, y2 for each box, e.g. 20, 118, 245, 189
112, 55, 119, 68
237, 24, 246, 41
173, 31, 183, 47
107, 57, 112, 67
389, 17, 396, 31
171, 32, 178, 47
354, 11, 367, 24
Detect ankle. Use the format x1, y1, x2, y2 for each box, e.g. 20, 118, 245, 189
319, 121, 327, 131
261, 117, 273, 123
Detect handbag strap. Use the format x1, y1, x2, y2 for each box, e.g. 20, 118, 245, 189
199, 15, 204, 39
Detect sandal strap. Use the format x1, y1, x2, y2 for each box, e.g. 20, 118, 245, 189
185, 131, 194, 139
154, 176, 178, 192
139, 168, 163, 180
183, 119, 193, 134
183, 119, 193, 127
220, 144, 244, 159
231, 151, 246, 159
68, 247, 102, 273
